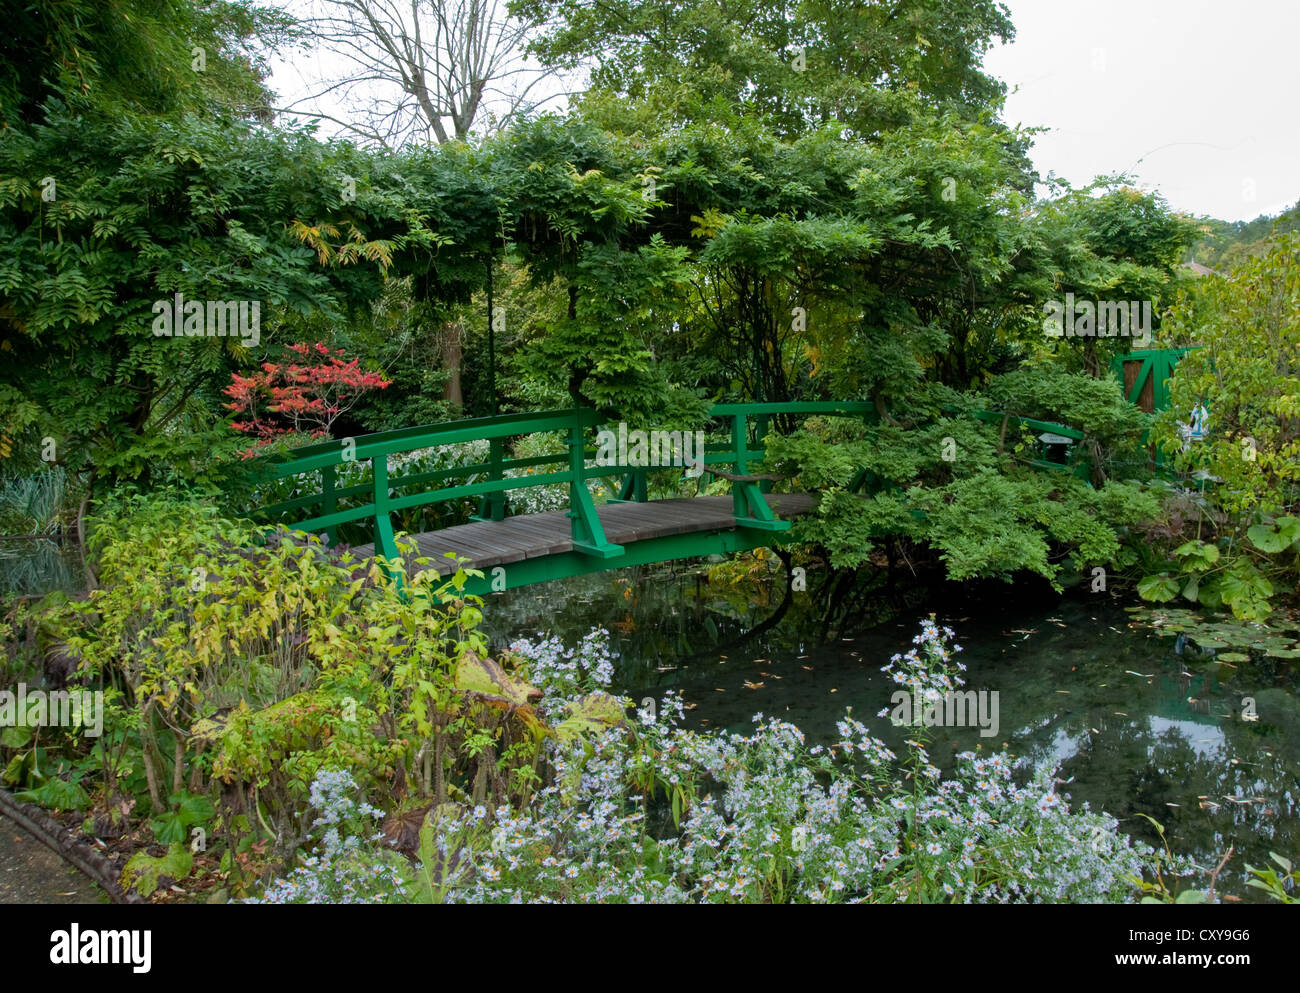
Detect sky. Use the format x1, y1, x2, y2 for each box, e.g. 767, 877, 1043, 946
268, 0, 1299, 225
982, 0, 1299, 222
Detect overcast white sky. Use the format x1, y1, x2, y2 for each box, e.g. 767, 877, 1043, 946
269, 0, 1298, 224
983, 0, 1299, 222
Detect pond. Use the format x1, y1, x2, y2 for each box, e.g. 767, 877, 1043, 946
482, 560, 1300, 903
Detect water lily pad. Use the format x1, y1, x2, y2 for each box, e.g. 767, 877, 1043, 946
1217, 652, 1251, 663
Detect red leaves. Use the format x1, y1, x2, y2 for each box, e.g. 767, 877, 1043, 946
223, 341, 391, 454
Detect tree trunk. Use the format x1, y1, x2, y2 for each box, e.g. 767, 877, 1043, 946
441, 319, 463, 410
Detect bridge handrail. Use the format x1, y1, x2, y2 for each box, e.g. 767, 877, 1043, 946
251, 400, 881, 559
259, 407, 596, 477
250, 397, 1090, 558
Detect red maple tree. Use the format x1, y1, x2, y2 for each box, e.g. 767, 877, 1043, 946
224, 342, 391, 456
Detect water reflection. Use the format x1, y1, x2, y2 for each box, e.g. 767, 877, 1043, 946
483, 563, 1300, 901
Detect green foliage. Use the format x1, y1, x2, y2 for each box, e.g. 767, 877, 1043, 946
121, 843, 195, 898
20, 492, 626, 882
1126, 605, 1300, 660
1129, 235, 1300, 620
0, 0, 298, 127
516, 0, 1014, 138
0, 108, 402, 487
1245, 852, 1297, 904
14, 772, 91, 812
984, 368, 1148, 456
1154, 234, 1300, 517
1190, 201, 1300, 272
1127, 815, 1216, 905
150, 791, 215, 845
762, 402, 1158, 585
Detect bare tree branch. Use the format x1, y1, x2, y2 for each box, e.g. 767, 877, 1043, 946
277, 0, 572, 148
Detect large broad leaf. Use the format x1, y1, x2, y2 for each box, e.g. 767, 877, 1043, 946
1247, 524, 1289, 554
121, 843, 194, 897
554, 692, 627, 744
453, 654, 547, 737
1137, 574, 1180, 602
0, 724, 34, 749
2, 750, 38, 788
1276, 517, 1300, 548
1175, 540, 1220, 566
453, 654, 542, 707
150, 792, 214, 845
15, 776, 89, 811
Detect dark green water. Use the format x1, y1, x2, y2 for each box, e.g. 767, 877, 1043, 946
483, 563, 1300, 902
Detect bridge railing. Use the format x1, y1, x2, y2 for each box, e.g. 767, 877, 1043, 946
706, 401, 878, 529
253, 401, 880, 562
256, 408, 604, 562
964, 410, 1090, 480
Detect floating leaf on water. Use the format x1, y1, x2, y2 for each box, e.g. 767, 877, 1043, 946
1217, 652, 1250, 663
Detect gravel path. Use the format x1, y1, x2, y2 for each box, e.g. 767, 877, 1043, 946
0, 810, 105, 904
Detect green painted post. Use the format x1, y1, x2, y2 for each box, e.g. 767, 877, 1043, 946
731, 411, 748, 522
615, 470, 647, 502
487, 436, 506, 520
755, 413, 771, 494
566, 414, 624, 560
321, 464, 338, 546
372, 454, 399, 564
729, 410, 786, 532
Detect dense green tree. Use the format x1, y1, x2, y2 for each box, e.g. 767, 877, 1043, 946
0, 109, 418, 486
0, 0, 296, 127
514, 0, 1014, 137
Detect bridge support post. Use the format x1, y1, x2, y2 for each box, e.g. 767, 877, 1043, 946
321, 464, 338, 546
474, 436, 507, 521
729, 411, 789, 533
754, 414, 772, 495
372, 454, 400, 566
566, 416, 624, 560
613, 469, 647, 503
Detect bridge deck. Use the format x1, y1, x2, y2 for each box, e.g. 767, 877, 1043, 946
349, 493, 815, 574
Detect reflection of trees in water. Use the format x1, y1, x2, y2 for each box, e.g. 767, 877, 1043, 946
993, 634, 1300, 889
478, 560, 913, 688
1043, 714, 1298, 896
478, 563, 807, 684
481, 570, 1299, 899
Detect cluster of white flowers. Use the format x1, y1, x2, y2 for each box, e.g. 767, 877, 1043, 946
253, 623, 1178, 904
509, 627, 617, 719
249, 770, 400, 905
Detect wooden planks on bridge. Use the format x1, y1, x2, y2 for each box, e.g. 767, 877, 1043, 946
348, 494, 815, 574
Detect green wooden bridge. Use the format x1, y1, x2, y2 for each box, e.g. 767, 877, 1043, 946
253, 350, 1190, 596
